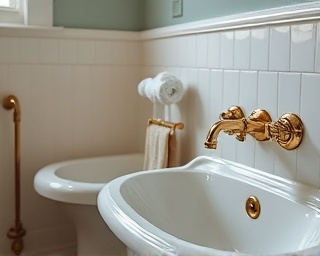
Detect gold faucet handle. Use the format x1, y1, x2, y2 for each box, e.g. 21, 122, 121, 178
220, 106, 245, 120
268, 113, 303, 150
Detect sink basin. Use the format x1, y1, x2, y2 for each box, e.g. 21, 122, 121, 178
97, 155, 320, 256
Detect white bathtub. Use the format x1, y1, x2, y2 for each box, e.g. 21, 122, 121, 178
34, 153, 144, 256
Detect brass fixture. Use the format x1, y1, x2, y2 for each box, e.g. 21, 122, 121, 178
3, 95, 26, 255
148, 118, 184, 134
3, 95, 21, 123
246, 196, 261, 219
204, 106, 303, 150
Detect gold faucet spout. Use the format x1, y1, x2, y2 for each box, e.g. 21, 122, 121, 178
205, 107, 304, 151
205, 119, 246, 149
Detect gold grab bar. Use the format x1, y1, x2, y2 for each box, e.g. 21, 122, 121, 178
148, 118, 184, 133
3, 95, 26, 256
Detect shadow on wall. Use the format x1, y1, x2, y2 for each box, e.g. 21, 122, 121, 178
179, 85, 205, 164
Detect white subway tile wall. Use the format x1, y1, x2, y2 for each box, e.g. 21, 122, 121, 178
196, 34, 208, 68
207, 33, 220, 68
290, 24, 316, 72
0, 34, 143, 255
269, 26, 290, 71
143, 21, 320, 188
220, 31, 234, 69
250, 27, 269, 70
298, 74, 320, 187
234, 30, 250, 70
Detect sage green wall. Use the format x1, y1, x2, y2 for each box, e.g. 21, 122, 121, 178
53, 0, 146, 31
53, 0, 317, 31
145, 0, 317, 29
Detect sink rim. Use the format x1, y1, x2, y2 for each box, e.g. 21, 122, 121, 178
97, 155, 320, 255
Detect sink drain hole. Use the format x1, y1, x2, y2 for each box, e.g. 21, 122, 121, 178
246, 196, 260, 219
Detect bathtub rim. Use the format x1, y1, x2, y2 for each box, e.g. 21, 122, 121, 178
34, 152, 144, 205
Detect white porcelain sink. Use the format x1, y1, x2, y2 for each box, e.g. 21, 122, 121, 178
97, 155, 320, 256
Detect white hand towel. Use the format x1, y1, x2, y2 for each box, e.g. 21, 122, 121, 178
143, 124, 168, 170
143, 124, 169, 170
143, 124, 179, 170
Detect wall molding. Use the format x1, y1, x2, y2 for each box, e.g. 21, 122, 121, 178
0, 25, 141, 40
141, 1, 320, 39
1, 2, 320, 41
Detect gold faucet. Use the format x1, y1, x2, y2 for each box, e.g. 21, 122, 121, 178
205, 106, 304, 151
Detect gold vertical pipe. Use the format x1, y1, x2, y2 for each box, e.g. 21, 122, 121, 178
3, 95, 25, 256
